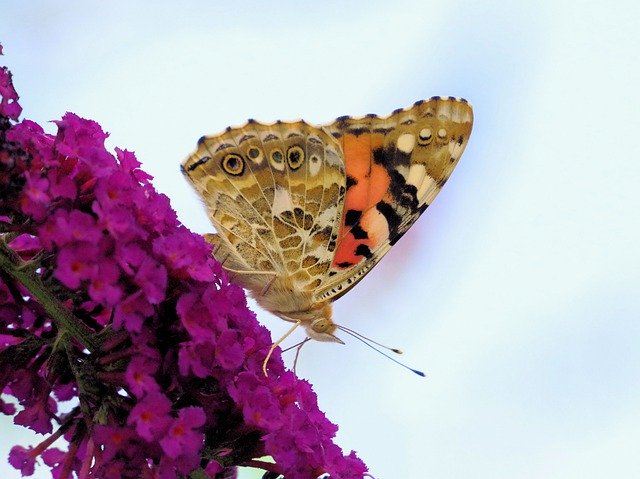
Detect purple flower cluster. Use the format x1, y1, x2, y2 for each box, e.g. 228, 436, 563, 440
0, 46, 367, 479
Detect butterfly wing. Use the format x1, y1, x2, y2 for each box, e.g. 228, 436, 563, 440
181, 120, 346, 295
313, 97, 473, 302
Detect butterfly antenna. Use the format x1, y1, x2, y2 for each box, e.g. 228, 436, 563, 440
336, 325, 425, 377
293, 337, 310, 374
337, 325, 404, 354
281, 337, 310, 353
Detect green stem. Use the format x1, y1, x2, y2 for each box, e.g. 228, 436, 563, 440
0, 239, 99, 352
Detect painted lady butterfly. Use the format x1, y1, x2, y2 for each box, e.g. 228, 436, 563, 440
182, 97, 473, 374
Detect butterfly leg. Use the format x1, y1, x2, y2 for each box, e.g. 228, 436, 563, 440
292, 337, 311, 374
263, 320, 301, 377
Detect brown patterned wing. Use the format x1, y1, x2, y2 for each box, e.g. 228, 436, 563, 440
181, 120, 346, 296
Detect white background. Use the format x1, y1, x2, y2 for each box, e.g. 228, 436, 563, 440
1, 1, 639, 478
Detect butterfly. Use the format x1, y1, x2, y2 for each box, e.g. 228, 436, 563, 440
181, 97, 473, 374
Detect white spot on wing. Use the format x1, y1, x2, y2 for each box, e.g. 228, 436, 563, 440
270, 157, 285, 171
397, 133, 416, 153
448, 140, 464, 158
309, 155, 321, 176
272, 187, 293, 215
361, 208, 389, 244
407, 164, 426, 188
417, 175, 438, 203
419, 128, 432, 141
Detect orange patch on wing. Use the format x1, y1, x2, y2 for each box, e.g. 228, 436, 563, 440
332, 230, 362, 267
341, 132, 389, 212
332, 133, 390, 269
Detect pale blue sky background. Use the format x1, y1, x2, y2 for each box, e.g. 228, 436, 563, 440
1, 1, 639, 478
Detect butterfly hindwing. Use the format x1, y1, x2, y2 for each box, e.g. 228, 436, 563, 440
181, 121, 346, 295
313, 97, 473, 302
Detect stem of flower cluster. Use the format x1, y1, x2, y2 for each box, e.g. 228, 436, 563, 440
0, 240, 99, 352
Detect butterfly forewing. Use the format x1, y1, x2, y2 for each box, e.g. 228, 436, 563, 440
313, 97, 473, 302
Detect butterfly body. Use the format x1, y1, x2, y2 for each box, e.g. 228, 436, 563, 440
182, 97, 473, 350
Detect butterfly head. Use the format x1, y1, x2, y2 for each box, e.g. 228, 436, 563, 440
305, 318, 344, 344
284, 303, 343, 344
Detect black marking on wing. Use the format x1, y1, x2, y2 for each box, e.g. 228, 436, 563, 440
344, 209, 361, 226
215, 143, 234, 152
376, 200, 402, 244
389, 170, 419, 211
351, 223, 368, 240
355, 244, 373, 259
348, 127, 369, 136
187, 156, 211, 171
372, 145, 411, 168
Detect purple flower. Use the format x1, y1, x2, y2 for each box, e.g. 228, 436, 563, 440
113, 291, 154, 332
115, 147, 153, 183
88, 260, 123, 305
54, 242, 99, 289
8, 446, 37, 476
13, 396, 55, 434
153, 231, 216, 281
127, 392, 172, 441
41, 448, 66, 479
125, 355, 160, 397
52, 382, 77, 402
0, 62, 22, 119
159, 406, 205, 459
133, 255, 167, 304
20, 171, 50, 221
0, 48, 369, 479
93, 201, 147, 241
215, 329, 244, 371
92, 425, 135, 463
0, 398, 17, 415
45, 210, 102, 247
5, 119, 55, 166
53, 113, 114, 177
178, 341, 216, 378
176, 291, 218, 344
